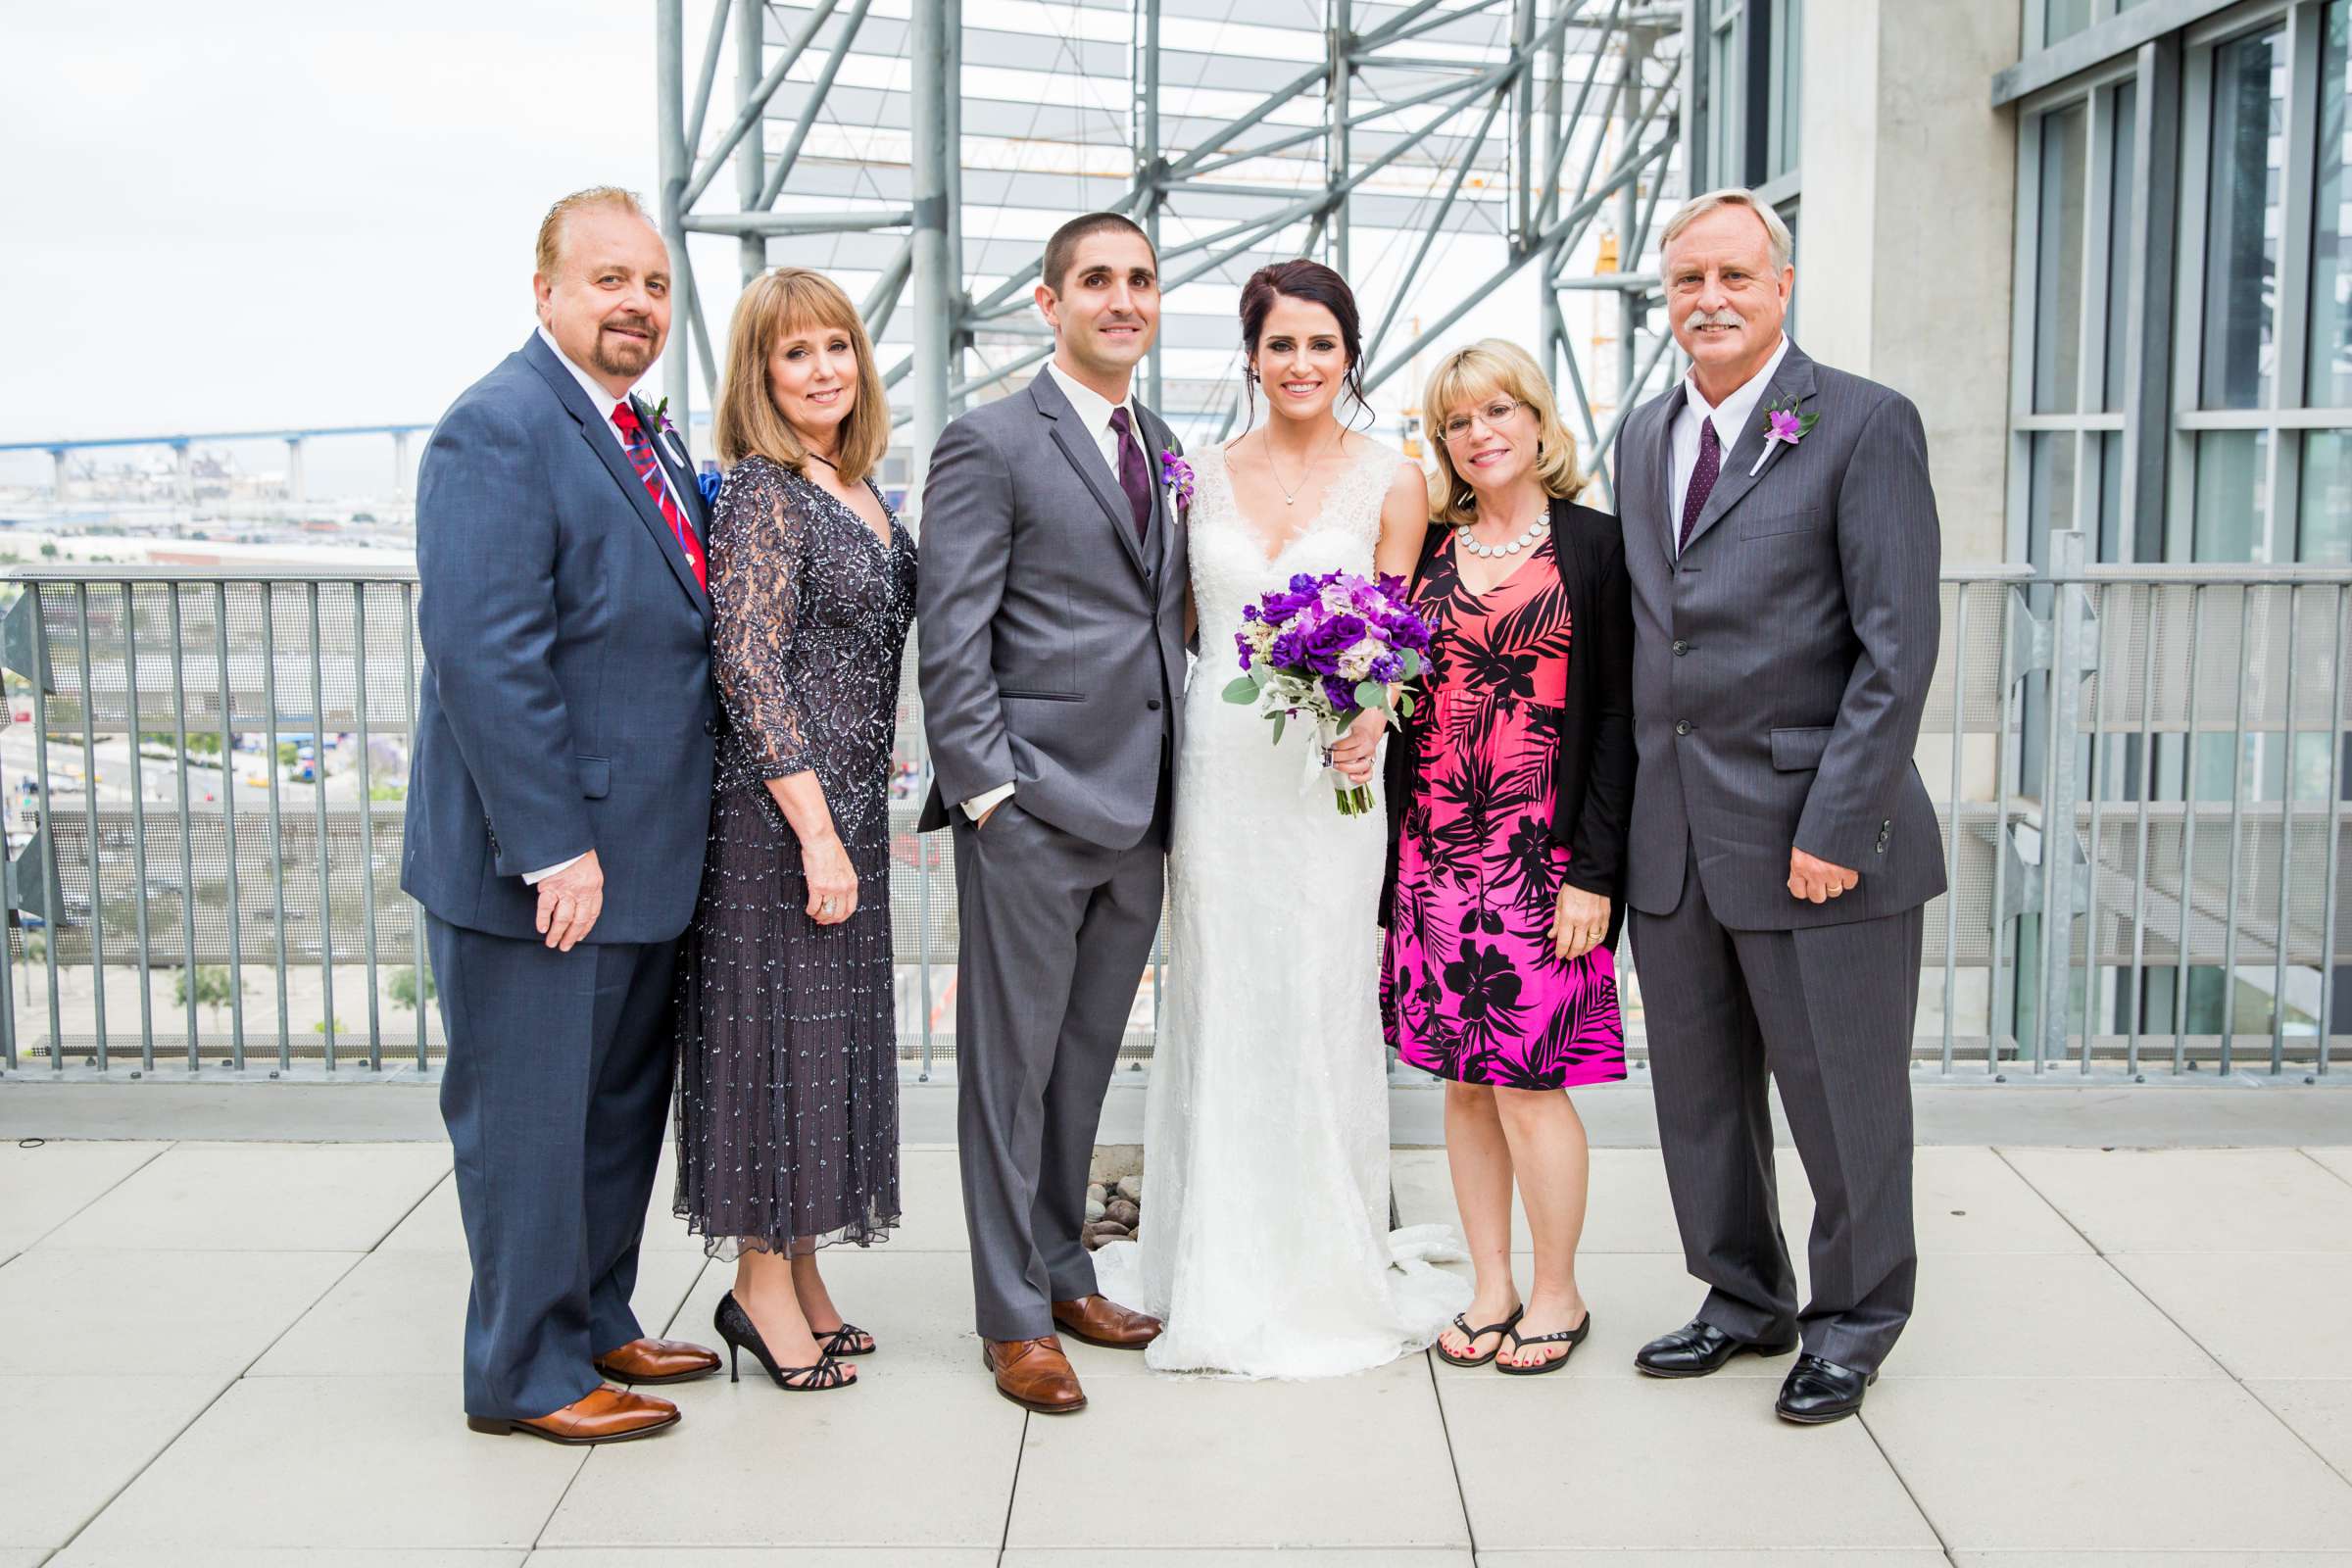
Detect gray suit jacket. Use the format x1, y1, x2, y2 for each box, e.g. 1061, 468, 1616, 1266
915, 370, 1188, 850
1614, 339, 1944, 930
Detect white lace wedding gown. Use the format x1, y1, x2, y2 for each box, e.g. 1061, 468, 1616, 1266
1093, 437, 1469, 1378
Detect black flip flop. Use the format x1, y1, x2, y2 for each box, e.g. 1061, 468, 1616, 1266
1494, 1311, 1592, 1376
1437, 1303, 1525, 1367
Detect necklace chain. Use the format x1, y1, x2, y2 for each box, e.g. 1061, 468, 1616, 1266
1263, 424, 1341, 507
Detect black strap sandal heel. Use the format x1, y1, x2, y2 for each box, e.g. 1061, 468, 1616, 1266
819, 1323, 877, 1357
714, 1292, 858, 1391
1494, 1311, 1592, 1376
1437, 1303, 1525, 1367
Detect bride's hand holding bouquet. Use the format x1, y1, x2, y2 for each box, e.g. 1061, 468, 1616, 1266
1222, 568, 1434, 817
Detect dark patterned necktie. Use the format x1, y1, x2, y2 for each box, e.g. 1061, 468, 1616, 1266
1677, 416, 1721, 557
1107, 407, 1153, 544
612, 402, 707, 590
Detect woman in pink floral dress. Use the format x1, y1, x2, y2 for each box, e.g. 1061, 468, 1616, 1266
1380, 339, 1634, 1374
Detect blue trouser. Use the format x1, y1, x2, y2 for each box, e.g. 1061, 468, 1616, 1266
428, 915, 677, 1420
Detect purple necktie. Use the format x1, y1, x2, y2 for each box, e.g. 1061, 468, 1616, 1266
1107, 407, 1152, 545
1678, 416, 1721, 557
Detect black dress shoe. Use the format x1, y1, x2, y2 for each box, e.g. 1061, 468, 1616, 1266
1634, 1318, 1799, 1378
1776, 1353, 1877, 1424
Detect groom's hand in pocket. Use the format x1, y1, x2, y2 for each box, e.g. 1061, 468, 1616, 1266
1788, 847, 1859, 905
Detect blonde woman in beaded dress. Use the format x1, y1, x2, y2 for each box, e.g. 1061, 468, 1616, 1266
1092, 261, 1469, 1378
671, 268, 915, 1392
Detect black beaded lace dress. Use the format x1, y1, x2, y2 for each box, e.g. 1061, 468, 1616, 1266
673, 454, 916, 1255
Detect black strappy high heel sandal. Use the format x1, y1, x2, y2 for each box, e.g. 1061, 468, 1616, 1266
1437, 1303, 1525, 1367
1494, 1310, 1592, 1376
818, 1323, 877, 1357
714, 1292, 856, 1391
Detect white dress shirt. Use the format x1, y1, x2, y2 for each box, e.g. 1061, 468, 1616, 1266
519, 326, 687, 884
1669, 333, 1790, 558
960, 360, 1145, 822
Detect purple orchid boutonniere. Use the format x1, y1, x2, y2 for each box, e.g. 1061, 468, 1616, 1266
1161, 449, 1196, 514
1749, 396, 1819, 477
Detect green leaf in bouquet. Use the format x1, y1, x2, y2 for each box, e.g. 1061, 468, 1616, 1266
1353, 679, 1385, 712
1399, 650, 1423, 680
1221, 674, 1261, 705
1270, 710, 1288, 747
1396, 691, 1415, 719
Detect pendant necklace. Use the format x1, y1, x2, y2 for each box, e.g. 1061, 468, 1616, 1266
1264, 424, 1340, 507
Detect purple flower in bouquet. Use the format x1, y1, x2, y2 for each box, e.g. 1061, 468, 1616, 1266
1221, 567, 1435, 818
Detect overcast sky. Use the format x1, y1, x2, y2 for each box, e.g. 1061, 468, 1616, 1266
8, 2, 1549, 496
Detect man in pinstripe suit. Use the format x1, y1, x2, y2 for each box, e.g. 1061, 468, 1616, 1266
1613, 189, 1944, 1425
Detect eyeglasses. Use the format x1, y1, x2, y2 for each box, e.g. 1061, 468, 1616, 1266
1440, 399, 1527, 442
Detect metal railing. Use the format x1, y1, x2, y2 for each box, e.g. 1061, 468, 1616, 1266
1, 535, 2343, 1082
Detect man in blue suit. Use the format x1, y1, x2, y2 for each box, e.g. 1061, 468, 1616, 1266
404, 186, 720, 1445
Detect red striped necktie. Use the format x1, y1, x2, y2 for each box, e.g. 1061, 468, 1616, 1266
611, 402, 707, 591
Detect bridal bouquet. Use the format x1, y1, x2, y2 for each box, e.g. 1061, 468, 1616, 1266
1223, 569, 1433, 817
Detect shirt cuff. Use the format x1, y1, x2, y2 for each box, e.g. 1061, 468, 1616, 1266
521, 854, 585, 885
961, 782, 1015, 820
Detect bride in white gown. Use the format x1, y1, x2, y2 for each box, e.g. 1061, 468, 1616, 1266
1093, 262, 1470, 1377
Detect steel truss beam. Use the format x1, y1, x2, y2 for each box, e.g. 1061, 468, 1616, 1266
654, 0, 1700, 505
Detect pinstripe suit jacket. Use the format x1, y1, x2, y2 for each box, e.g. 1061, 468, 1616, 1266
1613, 339, 1945, 930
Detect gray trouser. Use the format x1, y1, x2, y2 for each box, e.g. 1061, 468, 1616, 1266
1628, 848, 1925, 1374
951, 799, 1165, 1340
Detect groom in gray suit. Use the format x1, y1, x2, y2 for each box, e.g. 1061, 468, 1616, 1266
917, 213, 1186, 1413
1615, 190, 1943, 1425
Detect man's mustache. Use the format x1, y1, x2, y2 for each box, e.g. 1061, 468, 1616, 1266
1683, 309, 1742, 332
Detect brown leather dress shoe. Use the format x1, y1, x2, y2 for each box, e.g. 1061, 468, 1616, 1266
1052, 1293, 1162, 1349
466, 1386, 680, 1446
982, 1335, 1087, 1413
593, 1337, 722, 1385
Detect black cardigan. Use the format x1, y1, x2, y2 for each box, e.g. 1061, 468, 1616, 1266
1378, 496, 1638, 952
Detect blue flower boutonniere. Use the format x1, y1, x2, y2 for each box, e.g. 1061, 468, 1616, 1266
696, 463, 723, 509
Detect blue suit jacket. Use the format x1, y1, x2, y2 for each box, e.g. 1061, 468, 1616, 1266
401, 331, 717, 944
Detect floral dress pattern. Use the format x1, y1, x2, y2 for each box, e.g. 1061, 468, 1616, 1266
1381, 531, 1626, 1090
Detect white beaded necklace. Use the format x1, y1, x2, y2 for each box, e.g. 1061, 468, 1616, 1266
1453, 512, 1550, 558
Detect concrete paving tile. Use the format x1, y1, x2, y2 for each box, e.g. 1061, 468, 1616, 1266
67, 1376, 586, 1551
1006, 1356, 1469, 1550
1439, 1377, 1936, 1552
2246, 1379, 2352, 1482
2113, 1252, 2352, 1379
1007, 1554, 1473, 1567
36, 1142, 450, 1252
1884, 1146, 2090, 1254
57, 1553, 525, 1568
2307, 1147, 2352, 1186
0, 1140, 170, 1253
1998, 1148, 2352, 1254
0, 1373, 230, 1549
248, 1247, 706, 1377
1890, 1252, 2223, 1377
0, 1248, 357, 1376
1864, 1376, 2352, 1550
1476, 1555, 1950, 1566
537, 1367, 1021, 1548
0, 1553, 48, 1568
2014, 1559, 2352, 1567
527, 1554, 994, 1567
667, 1244, 980, 1379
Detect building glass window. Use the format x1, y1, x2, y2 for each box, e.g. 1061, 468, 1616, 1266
2044, 0, 2095, 48
2192, 429, 2274, 561
1711, 2, 1743, 188
2201, 26, 2286, 410
2104, 78, 2137, 409
1768, 0, 1803, 179
2312, 1, 2351, 408
2034, 102, 2089, 415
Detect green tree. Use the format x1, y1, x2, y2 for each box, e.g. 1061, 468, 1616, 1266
389, 964, 436, 1012
173, 965, 241, 1028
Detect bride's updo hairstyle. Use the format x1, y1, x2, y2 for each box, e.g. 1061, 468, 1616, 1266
1238, 259, 1371, 430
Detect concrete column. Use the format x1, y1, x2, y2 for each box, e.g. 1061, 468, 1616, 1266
284, 437, 306, 503
1797, 0, 2022, 565
172, 441, 192, 508
49, 449, 67, 501
736, 0, 768, 286
391, 430, 413, 502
